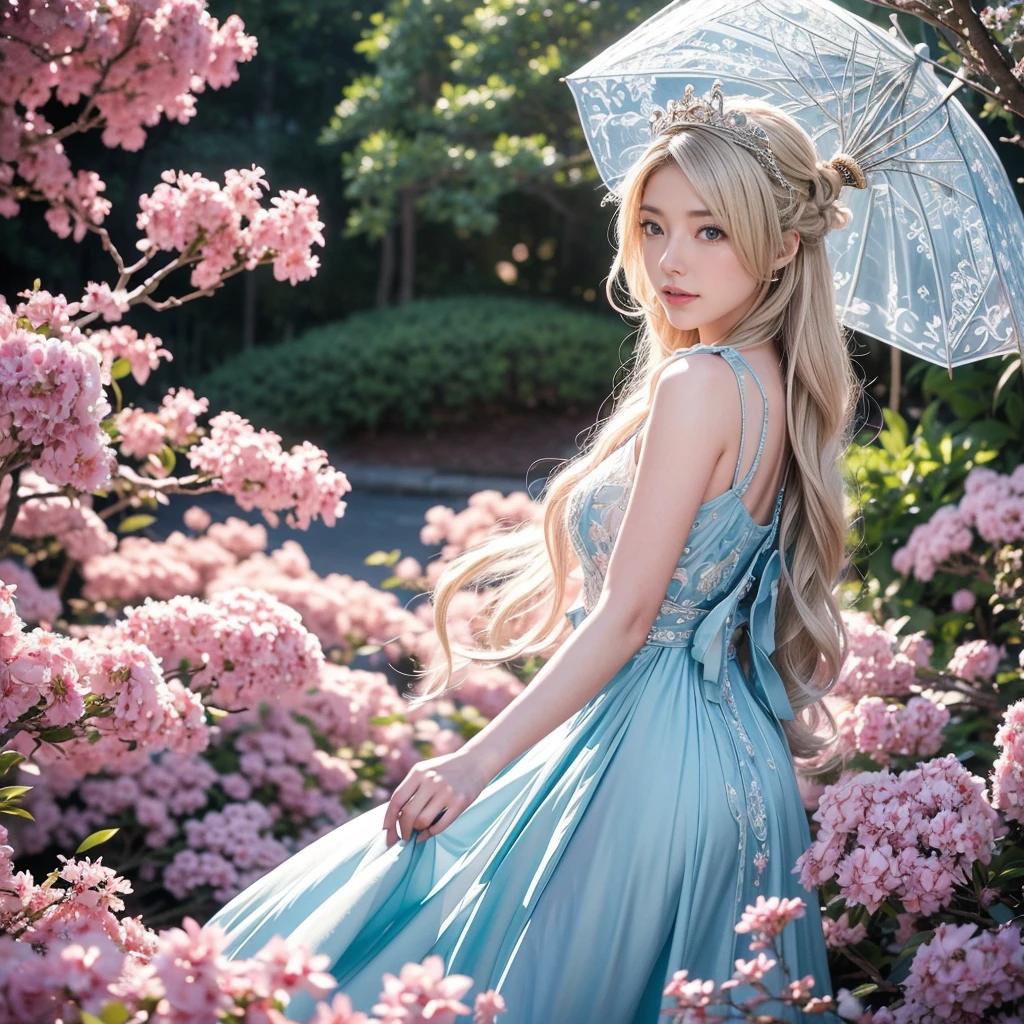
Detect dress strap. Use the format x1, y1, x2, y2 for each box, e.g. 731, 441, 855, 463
717, 349, 769, 498
667, 344, 770, 499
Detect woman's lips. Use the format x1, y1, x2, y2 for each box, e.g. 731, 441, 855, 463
663, 289, 698, 306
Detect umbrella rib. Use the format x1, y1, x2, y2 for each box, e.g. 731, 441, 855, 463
847, 49, 886, 153
860, 103, 952, 169
848, 68, 913, 155
840, 197, 874, 323
880, 170, 976, 204
767, 26, 841, 129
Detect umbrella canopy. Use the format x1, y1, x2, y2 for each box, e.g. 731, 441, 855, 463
566, 0, 1024, 370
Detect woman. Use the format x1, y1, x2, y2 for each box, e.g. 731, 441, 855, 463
208, 84, 860, 1024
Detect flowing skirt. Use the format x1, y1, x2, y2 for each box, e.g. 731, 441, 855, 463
207, 641, 839, 1024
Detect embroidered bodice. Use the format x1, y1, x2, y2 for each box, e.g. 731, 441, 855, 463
564, 342, 794, 722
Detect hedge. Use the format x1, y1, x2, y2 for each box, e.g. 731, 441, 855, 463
196, 296, 634, 440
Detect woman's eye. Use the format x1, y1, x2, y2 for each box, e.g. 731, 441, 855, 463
699, 225, 726, 242
639, 219, 663, 237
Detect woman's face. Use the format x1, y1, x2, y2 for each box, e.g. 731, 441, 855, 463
639, 161, 762, 345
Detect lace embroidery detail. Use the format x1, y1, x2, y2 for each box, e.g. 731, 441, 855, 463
696, 546, 741, 593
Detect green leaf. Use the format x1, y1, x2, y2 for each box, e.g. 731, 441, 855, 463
76, 828, 120, 854
156, 445, 176, 474
988, 902, 1016, 924
0, 751, 26, 776
81, 1013, 106, 1024
0, 785, 33, 801
0, 807, 36, 820
118, 514, 156, 534
99, 1004, 132, 1024
110, 357, 133, 381
364, 549, 401, 566
851, 983, 879, 998
37, 726, 77, 743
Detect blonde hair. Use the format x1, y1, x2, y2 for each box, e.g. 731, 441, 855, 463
410, 96, 861, 771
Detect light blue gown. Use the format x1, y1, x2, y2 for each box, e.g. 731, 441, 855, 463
208, 343, 839, 1024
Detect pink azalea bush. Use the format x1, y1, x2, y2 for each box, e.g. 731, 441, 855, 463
0, 827, 510, 1024
796, 754, 1005, 915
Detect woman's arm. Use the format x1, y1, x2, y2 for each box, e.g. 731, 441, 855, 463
462, 352, 732, 777
383, 352, 734, 845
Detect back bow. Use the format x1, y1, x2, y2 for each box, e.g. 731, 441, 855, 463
690, 544, 794, 722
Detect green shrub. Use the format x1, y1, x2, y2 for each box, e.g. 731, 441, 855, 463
196, 296, 634, 440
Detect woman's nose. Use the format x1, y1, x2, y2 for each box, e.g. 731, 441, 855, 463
659, 239, 688, 276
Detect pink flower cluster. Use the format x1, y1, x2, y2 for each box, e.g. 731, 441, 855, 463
958, 465, 1024, 544
2, 814, 507, 1024
821, 911, 868, 950
12, 657, 465, 904
207, 539, 419, 655
121, 586, 324, 709
0, 298, 115, 491
1, 581, 206, 769
945, 638, 1003, 682
88, 324, 173, 386
892, 465, 1024, 580
734, 895, 806, 951
0, 469, 117, 562
0, 559, 60, 625
837, 695, 950, 766
115, 387, 209, 464
137, 166, 325, 288
187, 411, 350, 529
81, 516, 266, 604
833, 611, 920, 700
0, 1, 257, 239
795, 754, 1006, 915
869, 922, 1024, 1024
991, 699, 1024, 823
420, 491, 540, 579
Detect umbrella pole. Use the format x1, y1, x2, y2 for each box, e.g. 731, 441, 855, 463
888, 347, 902, 412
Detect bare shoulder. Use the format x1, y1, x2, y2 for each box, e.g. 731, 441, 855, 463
652, 350, 740, 439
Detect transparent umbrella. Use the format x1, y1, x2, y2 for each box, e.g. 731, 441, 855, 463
565, 0, 1024, 372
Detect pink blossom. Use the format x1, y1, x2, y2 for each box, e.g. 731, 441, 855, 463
0, 1, 257, 239
0, 301, 116, 491
79, 282, 129, 322
991, 699, 1024, 823
1, 469, 116, 562
734, 895, 807, 950
946, 639, 1002, 682
187, 411, 350, 529
951, 588, 976, 613
89, 324, 172, 385
121, 587, 324, 709
472, 990, 507, 1024
0, 560, 61, 624
834, 611, 919, 700
891, 922, 1024, 1023
371, 955, 473, 1024
891, 505, 974, 581
310, 992, 378, 1024
837, 695, 949, 766
795, 754, 1006, 915
183, 506, 212, 532
116, 407, 166, 460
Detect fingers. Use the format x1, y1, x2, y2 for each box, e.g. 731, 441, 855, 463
411, 792, 450, 842
383, 772, 422, 846
397, 787, 433, 843
415, 802, 462, 843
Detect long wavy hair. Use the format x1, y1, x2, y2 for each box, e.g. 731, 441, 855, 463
409, 95, 862, 771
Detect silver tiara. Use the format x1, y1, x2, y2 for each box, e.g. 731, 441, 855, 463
648, 81, 797, 199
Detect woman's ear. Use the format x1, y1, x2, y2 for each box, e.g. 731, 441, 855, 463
773, 229, 801, 272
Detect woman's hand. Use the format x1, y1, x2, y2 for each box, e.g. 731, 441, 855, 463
382, 747, 491, 847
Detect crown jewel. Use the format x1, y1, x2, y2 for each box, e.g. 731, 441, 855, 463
648, 81, 797, 199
